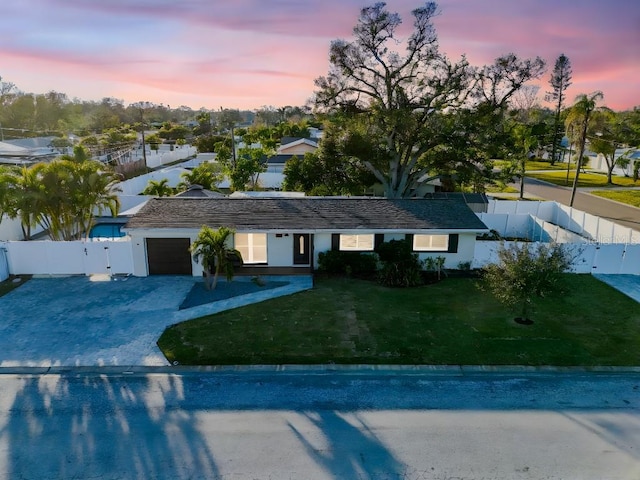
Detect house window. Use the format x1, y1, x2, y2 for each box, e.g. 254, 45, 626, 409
413, 234, 449, 251
235, 233, 267, 264
339, 234, 374, 251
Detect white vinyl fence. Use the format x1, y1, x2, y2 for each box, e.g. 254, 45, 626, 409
4, 239, 134, 276
473, 241, 640, 274
145, 146, 197, 169
475, 201, 640, 274
486, 200, 640, 244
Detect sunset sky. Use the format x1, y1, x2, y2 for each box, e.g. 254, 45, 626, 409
1, 0, 638, 111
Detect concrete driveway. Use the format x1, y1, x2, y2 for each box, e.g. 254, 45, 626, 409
0, 274, 312, 368
0, 275, 196, 367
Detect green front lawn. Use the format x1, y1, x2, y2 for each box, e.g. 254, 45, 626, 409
527, 171, 639, 188
158, 275, 640, 366
590, 190, 640, 208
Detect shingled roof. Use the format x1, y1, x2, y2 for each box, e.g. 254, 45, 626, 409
125, 197, 488, 231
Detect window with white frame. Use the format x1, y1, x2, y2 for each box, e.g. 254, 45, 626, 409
413, 234, 449, 251
235, 233, 267, 264
339, 234, 374, 251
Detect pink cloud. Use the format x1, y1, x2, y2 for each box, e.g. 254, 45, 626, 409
1, 0, 638, 111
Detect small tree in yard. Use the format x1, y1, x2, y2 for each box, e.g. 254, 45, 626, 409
482, 242, 571, 323
190, 226, 242, 290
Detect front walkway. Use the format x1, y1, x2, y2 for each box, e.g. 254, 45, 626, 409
0, 275, 312, 367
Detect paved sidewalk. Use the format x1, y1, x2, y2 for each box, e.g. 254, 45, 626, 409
0, 275, 312, 367
594, 274, 640, 304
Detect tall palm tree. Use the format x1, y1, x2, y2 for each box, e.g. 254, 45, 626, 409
37, 159, 120, 240
565, 91, 603, 206
68, 160, 121, 239
1, 159, 120, 241
190, 226, 242, 290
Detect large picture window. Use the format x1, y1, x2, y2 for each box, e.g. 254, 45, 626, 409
413, 234, 449, 252
339, 234, 374, 251
235, 233, 267, 264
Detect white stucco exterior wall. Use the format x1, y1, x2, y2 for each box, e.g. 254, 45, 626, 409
415, 233, 476, 268
313, 233, 333, 267
312, 231, 478, 269
265, 233, 294, 267
126, 229, 481, 277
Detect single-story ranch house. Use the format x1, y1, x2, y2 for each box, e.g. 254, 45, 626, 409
123, 196, 489, 277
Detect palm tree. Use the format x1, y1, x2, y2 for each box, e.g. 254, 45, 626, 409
142, 178, 174, 197
1, 157, 121, 241
190, 226, 242, 290
0, 165, 46, 240
69, 160, 121, 239
178, 162, 224, 192
37, 159, 121, 240
566, 91, 603, 206
0, 167, 12, 221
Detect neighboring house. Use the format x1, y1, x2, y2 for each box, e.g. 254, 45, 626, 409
308, 127, 323, 140
265, 138, 319, 175
277, 137, 319, 155
123, 196, 489, 277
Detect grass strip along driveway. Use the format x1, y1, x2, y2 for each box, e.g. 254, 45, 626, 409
158, 275, 640, 366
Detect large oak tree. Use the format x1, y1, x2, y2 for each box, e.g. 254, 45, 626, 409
313, 2, 545, 197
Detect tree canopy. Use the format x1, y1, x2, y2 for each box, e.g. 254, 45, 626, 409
0, 158, 121, 240
482, 242, 572, 321
313, 2, 546, 197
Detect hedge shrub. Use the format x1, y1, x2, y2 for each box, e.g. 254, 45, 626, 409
317, 250, 379, 276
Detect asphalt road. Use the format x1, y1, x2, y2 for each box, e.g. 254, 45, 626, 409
521, 177, 640, 230
1, 370, 639, 480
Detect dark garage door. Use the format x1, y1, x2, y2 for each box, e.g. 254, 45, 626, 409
146, 238, 192, 275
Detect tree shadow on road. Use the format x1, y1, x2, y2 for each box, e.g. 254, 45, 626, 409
2, 374, 221, 479
288, 411, 407, 479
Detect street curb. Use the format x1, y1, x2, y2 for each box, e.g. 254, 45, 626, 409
1, 364, 639, 376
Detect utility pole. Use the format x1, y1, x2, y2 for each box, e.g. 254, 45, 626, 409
139, 107, 147, 170
565, 126, 573, 186
230, 124, 236, 168
570, 117, 591, 207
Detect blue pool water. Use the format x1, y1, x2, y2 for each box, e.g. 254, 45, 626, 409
89, 223, 126, 238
